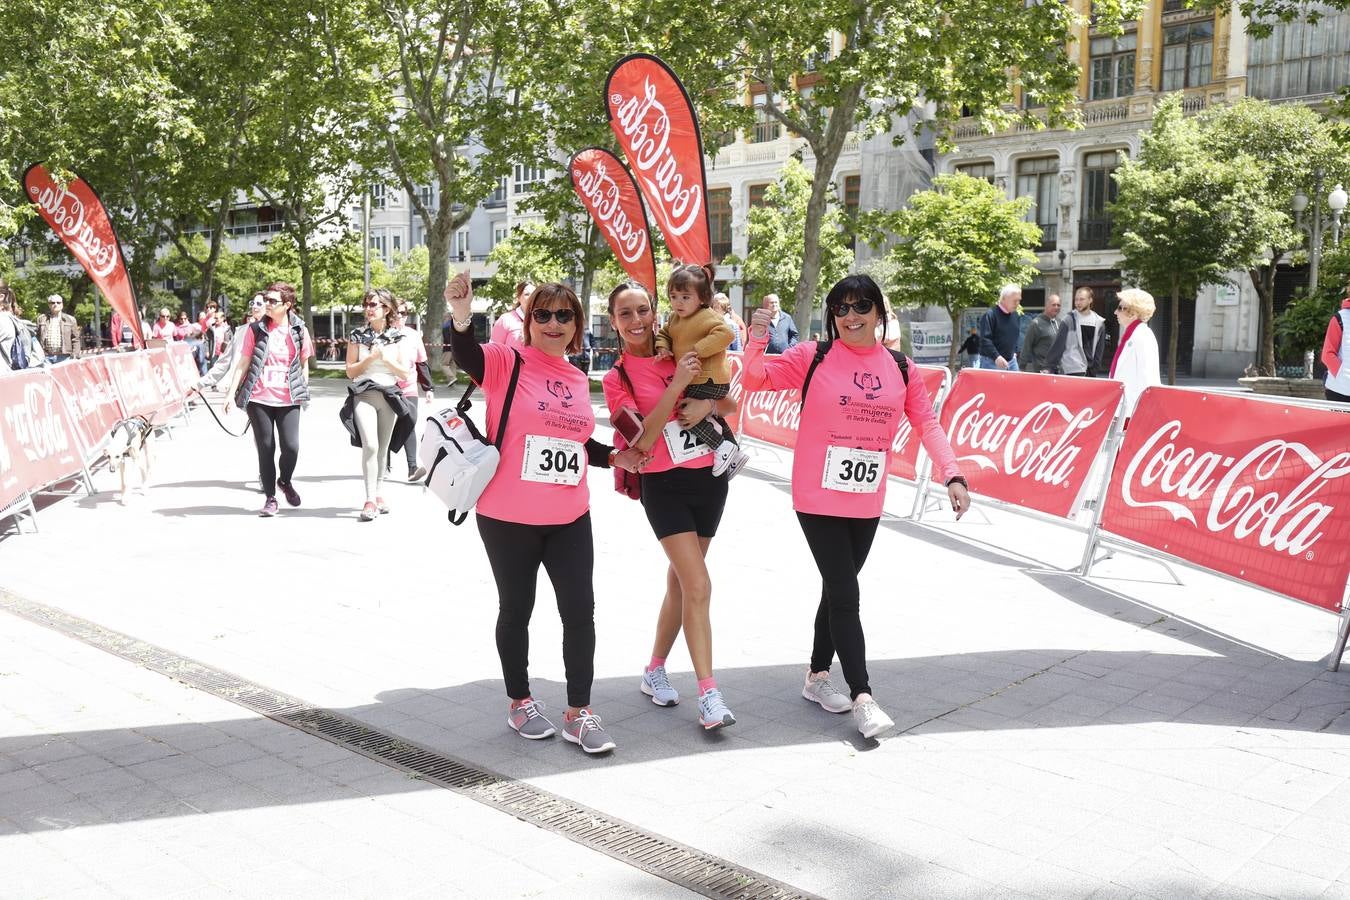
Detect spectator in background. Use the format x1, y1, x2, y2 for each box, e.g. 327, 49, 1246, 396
1046, 287, 1107, 377
197, 300, 219, 341
977, 284, 1021, 371
1320, 275, 1350, 403
174, 310, 207, 375
715, 292, 746, 351
201, 295, 265, 389
205, 309, 232, 366
960, 327, 980, 368
761, 293, 799, 354
151, 308, 176, 341
490, 280, 533, 348
37, 294, 82, 363
1109, 288, 1161, 418
1018, 293, 1061, 374
0, 285, 19, 370
878, 296, 902, 351
387, 298, 433, 482
109, 309, 139, 350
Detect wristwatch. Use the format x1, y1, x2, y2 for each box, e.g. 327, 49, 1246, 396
608, 448, 620, 467
946, 476, 969, 489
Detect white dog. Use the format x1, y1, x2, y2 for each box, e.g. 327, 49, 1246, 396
106, 416, 154, 504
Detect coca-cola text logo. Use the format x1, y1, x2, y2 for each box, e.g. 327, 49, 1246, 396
744, 389, 802, 432
948, 393, 1104, 485
611, 79, 703, 238
573, 158, 648, 265
1120, 419, 1350, 557
29, 180, 119, 278
3, 380, 72, 464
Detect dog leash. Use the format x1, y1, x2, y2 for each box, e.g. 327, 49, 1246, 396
191, 387, 252, 438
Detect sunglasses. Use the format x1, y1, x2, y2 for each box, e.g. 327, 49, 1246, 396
362, 301, 387, 309
531, 308, 576, 325
829, 298, 876, 317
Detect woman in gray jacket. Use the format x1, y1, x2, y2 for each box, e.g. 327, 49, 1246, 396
1046, 287, 1106, 376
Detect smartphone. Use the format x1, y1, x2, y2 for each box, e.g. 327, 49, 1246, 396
612, 406, 644, 444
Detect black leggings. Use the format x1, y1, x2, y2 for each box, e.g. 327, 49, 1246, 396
797, 511, 880, 700
246, 402, 301, 497
388, 395, 419, 471
477, 512, 595, 709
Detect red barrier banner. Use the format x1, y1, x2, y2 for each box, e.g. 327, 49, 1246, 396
23, 165, 144, 349
46, 356, 123, 451
605, 54, 711, 266
167, 343, 199, 398
0, 370, 83, 511
1102, 387, 1350, 612
725, 351, 744, 433
936, 370, 1122, 519
890, 366, 949, 481
569, 147, 658, 295
147, 348, 186, 419
104, 351, 174, 420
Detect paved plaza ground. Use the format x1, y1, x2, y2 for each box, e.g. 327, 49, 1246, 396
1, 380, 1349, 898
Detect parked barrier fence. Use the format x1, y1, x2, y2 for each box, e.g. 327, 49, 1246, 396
728, 351, 1350, 671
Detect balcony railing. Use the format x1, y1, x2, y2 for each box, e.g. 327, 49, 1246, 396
1078, 218, 1114, 250
183, 220, 286, 239
751, 122, 780, 144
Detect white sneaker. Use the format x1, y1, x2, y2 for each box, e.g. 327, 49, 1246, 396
802, 671, 852, 713
711, 442, 748, 479
852, 699, 895, 739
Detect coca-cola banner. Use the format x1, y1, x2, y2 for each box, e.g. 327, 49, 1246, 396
23, 165, 143, 349
0, 370, 83, 511
166, 343, 200, 399
937, 370, 1123, 519
47, 356, 123, 452
569, 148, 658, 295
890, 366, 950, 482
725, 351, 745, 433
1102, 387, 1350, 613
606, 54, 711, 266
104, 351, 179, 421
147, 348, 187, 419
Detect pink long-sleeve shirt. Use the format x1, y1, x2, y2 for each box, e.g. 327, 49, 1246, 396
1321, 298, 1350, 378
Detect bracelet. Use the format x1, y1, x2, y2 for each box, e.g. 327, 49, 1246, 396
946, 476, 969, 489
453, 317, 473, 331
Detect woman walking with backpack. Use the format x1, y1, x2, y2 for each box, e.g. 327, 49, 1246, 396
741, 274, 971, 739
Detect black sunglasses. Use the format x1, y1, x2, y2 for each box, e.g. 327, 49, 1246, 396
829, 298, 876, 317
531, 308, 576, 325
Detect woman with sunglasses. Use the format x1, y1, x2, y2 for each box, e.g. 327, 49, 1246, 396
743, 274, 971, 739
448, 273, 645, 756
200, 295, 265, 390
602, 281, 740, 730
344, 288, 416, 522
224, 283, 312, 517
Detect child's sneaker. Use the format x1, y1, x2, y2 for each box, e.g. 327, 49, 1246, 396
711, 442, 748, 479
698, 689, 736, 730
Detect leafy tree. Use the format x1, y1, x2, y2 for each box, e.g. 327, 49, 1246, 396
1111, 95, 1273, 384
866, 173, 1040, 370
1199, 99, 1349, 375
1275, 245, 1350, 367
713, 0, 1134, 334
1187, 0, 1347, 36
387, 247, 432, 313
743, 158, 853, 309
482, 224, 571, 312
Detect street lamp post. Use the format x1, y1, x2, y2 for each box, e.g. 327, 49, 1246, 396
1293, 173, 1348, 294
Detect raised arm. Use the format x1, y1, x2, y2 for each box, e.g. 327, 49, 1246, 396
743, 307, 812, 392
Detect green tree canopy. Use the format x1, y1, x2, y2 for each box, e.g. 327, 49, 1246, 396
743, 158, 853, 310
482, 224, 571, 313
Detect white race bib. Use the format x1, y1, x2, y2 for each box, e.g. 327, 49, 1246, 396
520, 435, 584, 486
821, 446, 885, 494
662, 420, 712, 465
262, 366, 287, 388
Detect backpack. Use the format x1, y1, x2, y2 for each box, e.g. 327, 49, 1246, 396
3, 314, 32, 370
800, 340, 909, 404
416, 351, 522, 525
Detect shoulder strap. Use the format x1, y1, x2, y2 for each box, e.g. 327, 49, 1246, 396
887, 348, 911, 386
799, 341, 833, 404
457, 349, 523, 451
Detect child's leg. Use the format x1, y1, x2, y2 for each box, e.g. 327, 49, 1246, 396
682, 381, 731, 450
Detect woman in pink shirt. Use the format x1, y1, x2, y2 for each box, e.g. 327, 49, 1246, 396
223, 283, 313, 517
743, 274, 971, 739
602, 281, 741, 731
448, 275, 645, 756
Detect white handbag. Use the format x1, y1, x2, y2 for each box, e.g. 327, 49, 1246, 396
417, 350, 522, 525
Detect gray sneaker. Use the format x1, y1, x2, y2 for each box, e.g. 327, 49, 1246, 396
698, 689, 736, 731
641, 665, 680, 707
562, 709, 616, 754
506, 699, 556, 740
852, 699, 895, 739
803, 672, 852, 714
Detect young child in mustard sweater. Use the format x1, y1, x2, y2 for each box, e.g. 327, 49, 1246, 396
654, 264, 747, 477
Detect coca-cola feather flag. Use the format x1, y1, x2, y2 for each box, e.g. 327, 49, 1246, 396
23, 165, 143, 349
568, 148, 658, 295
605, 54, 712, 266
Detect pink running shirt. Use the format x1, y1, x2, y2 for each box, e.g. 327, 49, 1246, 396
396, 326, 429, 398
742, 336, 959, 518
490, 307, 525, 349
237, 321, 313, 407
602, 354, 714, 475
476, 342, 595, 525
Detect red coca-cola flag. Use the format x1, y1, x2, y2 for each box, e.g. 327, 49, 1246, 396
1102, 387, 1350, 612
889, 366, 950, 482
23, 165, 143, 349
936, 370, 1123, 519
605, 54, 712, 266
569, 148, 658, 295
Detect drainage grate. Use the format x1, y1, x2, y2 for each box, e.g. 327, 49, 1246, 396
0, 591, 816, 900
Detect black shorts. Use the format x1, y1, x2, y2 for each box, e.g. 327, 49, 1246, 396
639, 466, 728, 540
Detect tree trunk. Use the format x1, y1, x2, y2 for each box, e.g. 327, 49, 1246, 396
948, 310, 961, 371
296, 227, 316, 369
426, 209, 454, 342
1168, 277, 1180, 386
199, 192, 233, 309
1250, 262, 1277, 376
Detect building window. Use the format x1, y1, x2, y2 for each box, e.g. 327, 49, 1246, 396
1016, 157, 1059, 251
1090, 34, 1137, 99
513, 165, 545, 194
751, 99, 780, 144
748, 183, 770, 209
709, 188, 732, 261
418, 185, 434, 210
370, 230, 388, 264
955, 161, 995, 183
1247, 10, 1350, 99
492, 223, 509, 248
370, 184, 387, 210
391, 232, 403, 256
453, 229, 470, 262
1162, 22, 1214, 91
842, 175, 861, 251
487, 178, 507, 206
1080, 150, 1123, 250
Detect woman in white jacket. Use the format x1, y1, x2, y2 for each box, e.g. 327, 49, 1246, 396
1108, 288, 1161, 418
